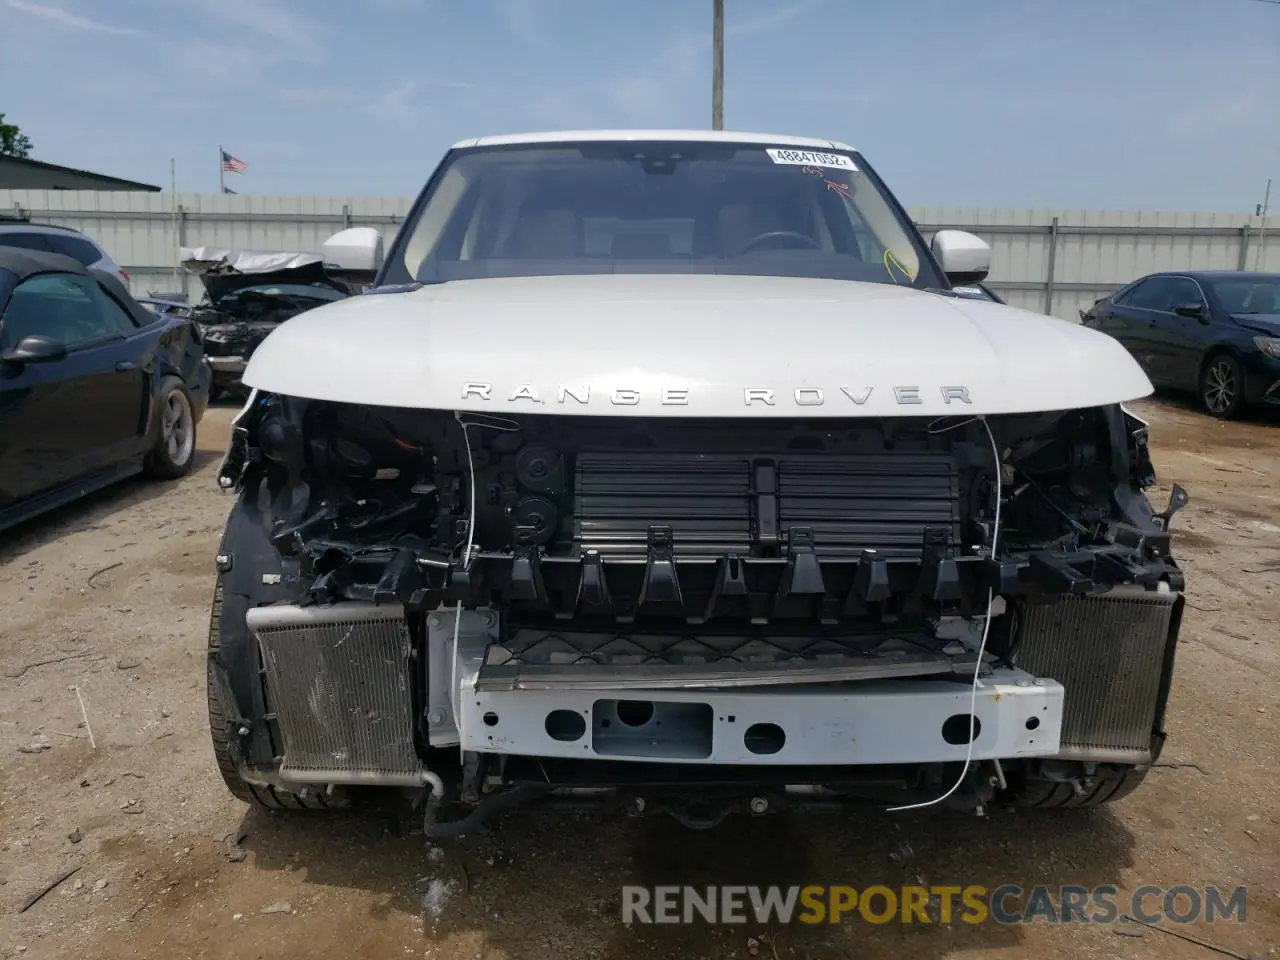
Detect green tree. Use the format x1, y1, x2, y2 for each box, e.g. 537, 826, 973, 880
0, 113, 34, 159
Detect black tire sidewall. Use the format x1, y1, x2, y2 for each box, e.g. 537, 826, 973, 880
149, 376, 197, 478
207, 493, 344, 810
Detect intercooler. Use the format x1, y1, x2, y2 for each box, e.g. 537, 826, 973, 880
1013, 588, 1181, 763
245, 603, 427, 787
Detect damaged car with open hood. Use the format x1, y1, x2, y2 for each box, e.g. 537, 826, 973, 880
208, 131, 1188, 834
181, 246, 354, 400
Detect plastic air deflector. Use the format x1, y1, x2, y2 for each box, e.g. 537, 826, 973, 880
638, 525, 682, 614
702, 554, 748, 622
918, 526, 964, 601
507, 525, 546, 602
852, 549, 891, 602
579, 549, 612, 610
779, 526, 824, 596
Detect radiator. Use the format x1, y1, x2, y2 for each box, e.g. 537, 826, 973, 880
245, 603, 426, 786
1013, 589, 1179, 763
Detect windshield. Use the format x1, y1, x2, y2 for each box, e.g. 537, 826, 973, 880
1211, 278, 1280, 314
390, 141, 936, 288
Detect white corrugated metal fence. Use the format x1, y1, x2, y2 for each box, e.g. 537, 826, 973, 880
2, 190, 1276, 322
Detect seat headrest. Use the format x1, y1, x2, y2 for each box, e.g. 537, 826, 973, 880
505, 208, 582, 258
611, 233, 672, 258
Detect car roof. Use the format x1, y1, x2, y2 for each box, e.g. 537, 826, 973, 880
0, 222, 89, 237
0, 248, 151, 325
1142, 270, 1280, 282
451, 129, 857, 151
0, 246, 90, 281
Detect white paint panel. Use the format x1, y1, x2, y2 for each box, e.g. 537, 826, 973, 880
239, 273, 1153, 415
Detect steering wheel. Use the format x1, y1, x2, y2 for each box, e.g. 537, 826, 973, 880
736, 230, 820, 255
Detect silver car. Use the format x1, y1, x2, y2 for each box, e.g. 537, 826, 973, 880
0, 222, 128, 286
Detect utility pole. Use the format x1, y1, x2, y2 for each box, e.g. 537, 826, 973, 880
171, 157, 178, 287
712, 0, 724, 130
1255, 178, 1272, 271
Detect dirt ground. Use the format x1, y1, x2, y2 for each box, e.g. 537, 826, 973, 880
1, 397, 1277, 960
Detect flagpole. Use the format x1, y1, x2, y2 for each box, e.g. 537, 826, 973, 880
171, 157, 178, 286
218, 144, 224, 194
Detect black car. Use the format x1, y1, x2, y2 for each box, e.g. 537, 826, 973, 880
0, 248, 212, 533
1081, 271, 1280, 418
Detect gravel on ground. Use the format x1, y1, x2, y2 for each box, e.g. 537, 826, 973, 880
1, 399, 1277, 960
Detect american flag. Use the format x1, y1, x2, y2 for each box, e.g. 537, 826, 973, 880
221, 150, 247, 174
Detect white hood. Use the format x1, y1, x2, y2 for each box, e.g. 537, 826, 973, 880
242, 274, 1152, 417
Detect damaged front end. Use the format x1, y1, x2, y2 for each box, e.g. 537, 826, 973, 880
211, 394, 1186, 828
196, 318, 277, 389
183, 251, 353, 398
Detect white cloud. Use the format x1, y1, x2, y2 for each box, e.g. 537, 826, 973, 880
497, 0, 564, 48
120, 0, 325, 65
365, 81, 424, 128
1167, 93, 1263, 138
175, 39, 271, 84
190, 0, 325, 63
598, 2, 825, 122
602, 30, 705, 122
727, 2, 815, 37
276, 86, 358, 105
3, 0, 146, 36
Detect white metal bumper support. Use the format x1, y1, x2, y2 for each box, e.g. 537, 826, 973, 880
426, 608, 1065, 766
456, 671, 1063, 766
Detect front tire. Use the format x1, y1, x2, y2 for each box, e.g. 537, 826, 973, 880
207, 578, 343, 811
147, 376, 197, 479
1200, 352, 1245, 419
1010, 763, 1151, 809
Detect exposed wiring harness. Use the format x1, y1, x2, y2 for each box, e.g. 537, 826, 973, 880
449, 412, 477, 753
887, 414, 1003, 813
448, 412, 521, 755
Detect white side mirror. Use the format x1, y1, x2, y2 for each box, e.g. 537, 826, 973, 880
322, 227, 384, 284
931, 229, 990, 285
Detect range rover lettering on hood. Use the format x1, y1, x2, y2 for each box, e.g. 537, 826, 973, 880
240, 274, 1156, 416
460, 382, 973, 407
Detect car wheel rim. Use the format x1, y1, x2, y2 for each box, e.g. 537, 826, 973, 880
1204, 362, 1237, 413
163, 390, 194, 465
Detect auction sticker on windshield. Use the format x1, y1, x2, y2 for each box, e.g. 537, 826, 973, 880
766, 148, 857, 171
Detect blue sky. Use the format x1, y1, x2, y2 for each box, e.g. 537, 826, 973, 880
2, 0, 1278, 210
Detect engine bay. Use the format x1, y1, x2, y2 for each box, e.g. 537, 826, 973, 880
218, 395, 1185, 631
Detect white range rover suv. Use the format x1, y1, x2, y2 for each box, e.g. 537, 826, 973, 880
208, 130, 1187, 832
